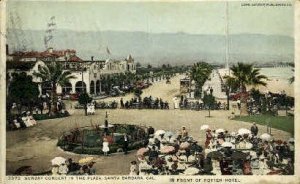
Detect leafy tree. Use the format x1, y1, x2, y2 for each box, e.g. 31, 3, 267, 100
33, 62, 76, 115
8, 72, 39, 114
202, 91, 215, 117
78, 93, 93, 116
147, 64, 152, 69
224, 62, 268, 115
135, 62, 142, 68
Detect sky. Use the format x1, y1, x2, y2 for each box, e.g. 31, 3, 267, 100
7, 1, 294, 36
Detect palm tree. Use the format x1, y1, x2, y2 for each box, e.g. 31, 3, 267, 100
224, 62, 268, 115
190, 62, 213, 98
33, 62, 76, 115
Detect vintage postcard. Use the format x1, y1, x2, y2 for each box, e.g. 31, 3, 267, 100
0, 0, 299, 183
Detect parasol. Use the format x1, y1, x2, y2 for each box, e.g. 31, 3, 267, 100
179, 142, 190, 150
260, 133, 272, 141
137, 148, 149, 156
79, 157, 94, 164
288, 138, 294, 143
238, 128, 251, 135
221, 142, 234, 149
184, 167, 200, 175
200, 125, 210, 130
154, 130, 166, 136
160, 146, 175, 154
245, 142, 253, 149
164, 131, 175, 139
51, 157, 66, 166
231, 132, 237, 137
216, 129, 225, 134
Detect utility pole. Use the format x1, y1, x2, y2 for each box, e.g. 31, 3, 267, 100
225, 1, 230, 76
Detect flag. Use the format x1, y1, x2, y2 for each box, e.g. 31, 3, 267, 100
106, 47, 111, 55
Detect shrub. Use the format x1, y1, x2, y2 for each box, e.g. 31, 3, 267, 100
33, 112, 69, 120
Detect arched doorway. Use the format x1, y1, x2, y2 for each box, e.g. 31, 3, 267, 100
75, 81, 86, 93
62, 82, 72, 94
96, 80, 100, 94
90, 81, 95, 95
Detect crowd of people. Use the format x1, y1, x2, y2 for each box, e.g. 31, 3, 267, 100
7, 111, 37, 130
51, 157, 96, 175
130, 124, 294, 175
120, 96, 169, 109
246, 90, 294, 116
75, 101, 118, 110
174, 95, 227, 110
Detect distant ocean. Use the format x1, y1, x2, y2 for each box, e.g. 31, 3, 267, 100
258, 67, 293, 81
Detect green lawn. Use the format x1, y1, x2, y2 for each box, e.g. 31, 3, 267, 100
233, 115, 294, 136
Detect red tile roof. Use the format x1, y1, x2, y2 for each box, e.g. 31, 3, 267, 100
10, 49, 80, 61
68, 55, 83, 62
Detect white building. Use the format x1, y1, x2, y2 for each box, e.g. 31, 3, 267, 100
7, 53, 136, 96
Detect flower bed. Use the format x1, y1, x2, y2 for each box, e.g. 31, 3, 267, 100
57, 124, 148, 155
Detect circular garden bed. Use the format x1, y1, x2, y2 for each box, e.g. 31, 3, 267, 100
57, 124, 148, 155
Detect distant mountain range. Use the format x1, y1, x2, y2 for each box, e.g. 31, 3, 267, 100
7, 29, 294, 65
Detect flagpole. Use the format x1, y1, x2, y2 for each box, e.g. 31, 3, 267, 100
225, 1, 230, 76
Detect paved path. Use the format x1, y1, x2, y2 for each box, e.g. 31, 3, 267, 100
202, 69, 227, 99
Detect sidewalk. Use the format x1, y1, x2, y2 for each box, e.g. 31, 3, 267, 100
202, 69, 227, 99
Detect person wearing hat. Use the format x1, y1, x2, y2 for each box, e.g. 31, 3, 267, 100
181, 126, 188, 138
148, 145, 159, 163
205, 129, 213, 149
58, 162, 69, 175
219, 157, 232, 175
123, 133, 129, 154
250, 122, 258, 136
147, 126, 155, 137
243, 159, 252, 175
202, 157, 213, 174
88, 161, 96, 175
51, 165, 59, 175
67, 158, 81, 174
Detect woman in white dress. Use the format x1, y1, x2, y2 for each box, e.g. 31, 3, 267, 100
129, 161, 139, 175
27, 113, 37, 126
102, 138, 109, 156
58, 163, 69, 175
22, 116, 33, 127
